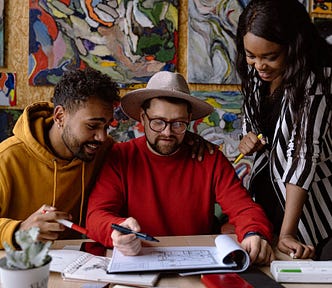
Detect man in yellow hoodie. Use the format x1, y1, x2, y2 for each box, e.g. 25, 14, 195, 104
0, 67, 120, 248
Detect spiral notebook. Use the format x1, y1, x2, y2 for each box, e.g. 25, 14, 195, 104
49, 249, 159, 287
108, 235, 250, 275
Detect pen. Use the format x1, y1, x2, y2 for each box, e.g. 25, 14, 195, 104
111, 223, 159, 242
56, 219, 88, 235
41, 209, 88, 235
234, 133, 263, 164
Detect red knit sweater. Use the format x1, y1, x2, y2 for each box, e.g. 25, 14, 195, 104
86, 136, 273, 247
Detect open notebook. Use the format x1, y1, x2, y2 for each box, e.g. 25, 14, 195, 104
49, 249, 159, 287
108, 235, 250, 275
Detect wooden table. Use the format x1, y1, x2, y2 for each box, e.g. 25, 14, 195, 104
1, 235, 331, 288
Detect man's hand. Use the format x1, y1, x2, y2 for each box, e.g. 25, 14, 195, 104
241, 235, 275, 265
19, 204, 72, 242
111, 217, 142, 256
184, 130, 216, 161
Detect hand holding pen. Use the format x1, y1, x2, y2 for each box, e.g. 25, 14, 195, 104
234, 133, 265, 164
112, 223, 159, 242
111, 218, 158, 256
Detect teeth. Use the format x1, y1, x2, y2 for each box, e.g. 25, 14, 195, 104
87, 144, 98, 149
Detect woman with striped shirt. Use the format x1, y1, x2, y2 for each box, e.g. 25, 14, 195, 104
235, 0, 332, 260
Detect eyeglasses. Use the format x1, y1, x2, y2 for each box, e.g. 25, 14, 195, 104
144, 112, 189, 135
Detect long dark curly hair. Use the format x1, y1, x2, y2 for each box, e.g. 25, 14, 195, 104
236, 0, 332, 134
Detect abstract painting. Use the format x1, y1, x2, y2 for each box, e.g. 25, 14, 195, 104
0, 72, 16, 106
28, 0, 178, 87
0, 109, 22, 142
0, 0, 4, 66
312, 0, 332, 14
187, 0, 250, 84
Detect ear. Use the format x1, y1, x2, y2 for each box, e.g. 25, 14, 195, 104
188, 113, 192, 122
139, 109, 145, 124
53, 105, 65, 128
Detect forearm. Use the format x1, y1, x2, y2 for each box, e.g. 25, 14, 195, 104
280, 183, 307, 237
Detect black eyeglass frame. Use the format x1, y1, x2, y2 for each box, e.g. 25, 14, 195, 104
143, 112, 189, 135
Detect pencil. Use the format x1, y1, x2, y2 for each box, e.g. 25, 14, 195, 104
234, 133, 263, 164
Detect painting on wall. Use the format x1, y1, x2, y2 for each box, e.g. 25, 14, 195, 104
0, 0, 4, 67
28, 0, 178, 87
187, 0, 250, 84
0, 109, 22, 142
0, 72, 16, 106
312, 0, 332, 13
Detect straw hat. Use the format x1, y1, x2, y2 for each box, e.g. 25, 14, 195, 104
121, 71, 214, 121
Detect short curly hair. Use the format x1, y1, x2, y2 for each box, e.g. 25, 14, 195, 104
52, 67, 120, 112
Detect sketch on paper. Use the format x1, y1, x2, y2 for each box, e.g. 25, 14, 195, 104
28, 0, 178, 87
0, 0, 4, 66
187, 0, 250, 84
0, 72, 16, 106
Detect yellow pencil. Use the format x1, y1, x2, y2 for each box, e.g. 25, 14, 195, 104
234, 133, 263, 164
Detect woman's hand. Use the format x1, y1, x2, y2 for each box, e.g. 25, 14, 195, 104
278, 234, 315, 259
238, 132, 266, 156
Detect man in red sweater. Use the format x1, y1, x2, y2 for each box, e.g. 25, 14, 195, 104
86, 71, 275, 265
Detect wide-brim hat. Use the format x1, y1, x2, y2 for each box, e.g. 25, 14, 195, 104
121, 71, 214, 121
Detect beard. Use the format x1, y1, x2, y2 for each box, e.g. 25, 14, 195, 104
61, 126, 100, 162
146, 136, 181, 155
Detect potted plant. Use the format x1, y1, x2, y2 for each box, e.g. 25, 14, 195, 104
0, 227, 52, 288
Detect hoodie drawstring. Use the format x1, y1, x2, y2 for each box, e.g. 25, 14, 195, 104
52, 159, 85, 227
79, 163, 85, 226
52, 160, 57, 207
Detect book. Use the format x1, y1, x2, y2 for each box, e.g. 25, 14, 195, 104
107, 235, 250, 275
270, 260, 332, 283
201, 273, 254, 288
49, 249, 159, 287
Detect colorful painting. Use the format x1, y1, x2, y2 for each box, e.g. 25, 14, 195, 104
0, 109, 22, 142
28, 0, 178, 87
189, 90, 243, 159
0, 0, 4, 66
187, 0, 250, 84
312, 0, 332, 13
0, 73, 16, 106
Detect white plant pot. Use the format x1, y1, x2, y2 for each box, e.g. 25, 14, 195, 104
0, 256, 51, 288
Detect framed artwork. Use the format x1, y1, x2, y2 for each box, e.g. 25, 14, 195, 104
312, 0, 332, 14
187, 0, 250, 84
0, 0, 4, 67
0, 72, 16, 106
28, 0, 178, 87
0, 109, 22, 142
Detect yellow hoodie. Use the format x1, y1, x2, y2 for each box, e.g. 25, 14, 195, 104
0, 102, 113, 248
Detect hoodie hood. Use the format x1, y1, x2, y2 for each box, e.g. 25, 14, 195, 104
13, 101, 82, 168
